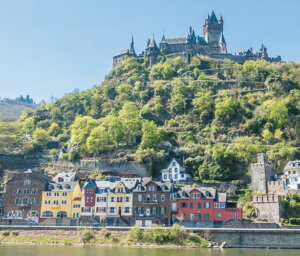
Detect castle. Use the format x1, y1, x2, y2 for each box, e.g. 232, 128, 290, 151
251, 154, 300, 223
113, 11, 281, 68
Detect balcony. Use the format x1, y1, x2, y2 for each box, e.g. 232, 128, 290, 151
143, 200, 158, 205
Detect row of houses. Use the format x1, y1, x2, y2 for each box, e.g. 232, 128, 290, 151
0, 170, 242, 227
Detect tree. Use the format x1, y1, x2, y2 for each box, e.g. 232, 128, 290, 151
86, 126, 110, 155
140, 121, 162, 149
265, 99, 288, 128
32, 128, 49, 146
48, 122, 60, 136
71, 116, 99, 149
118, 102, 142, 145
192, 91, 214, 119
108, 117, 124, 146
215, 97, 239, 121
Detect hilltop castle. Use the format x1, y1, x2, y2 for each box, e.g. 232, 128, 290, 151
113, 11, 281, 68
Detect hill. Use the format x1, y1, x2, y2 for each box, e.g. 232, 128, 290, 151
0, 98, 35, 121
0, 55, 299, 183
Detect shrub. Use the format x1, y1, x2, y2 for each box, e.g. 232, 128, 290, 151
143, 226, 170, 244
99, 228, 111, 238
64, 241, 72, 246
81, 229, 95, 244
296, 218, 300, 225
2, 230, 11, 236
169, 224, 188, 244
289, 217, 297, 225
11, 231, 19, 236
128, 226, 143, 242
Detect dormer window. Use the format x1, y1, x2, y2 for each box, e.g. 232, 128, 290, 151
58, 177, 64, 182
57, 184, 62, 190
64, 184, 71, 190
172, 161, 176, 166
138, 186, 142, 191
205, 191, 211, 198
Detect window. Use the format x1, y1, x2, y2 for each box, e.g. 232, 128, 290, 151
117, 196, 123, 202
61, 200, 67, 205
125, 196, 130, 202
138, 186, 142, 191
164, 175, 167, 180
57, 211, 67, 218
217, 212, 221, 218
204, 213, 210, 220
22, 198, 29, 204
204, 202, 210, 208
161, 195, 165, 201
32, 189, 37, 194
117, 188, 123, 193
44, 200, 51, 205
125, 207, 130, 213
190, 202, 193, 209
174, 168, 178, 173
23, 189, 30, 194
98, 207, 106, 213
148, 186, 151, 192
64, 184, 71, 190
83, 207, 90, 213
110, 197, 115, 202
54, 192, 59, 197
109, 207, 115, 213
152, 186, 155, 191
17, 189, 22, 194
99, 197, 106, 202
170, 194, 177, 201
180, 202, 187, 208
72, 212, 79, 218
73, 204, 80, 208
15, 198, 20, 204
30, 198, 36, 205
198, 213, 201, 220
161, 207, 165, 214
90, 197, 94, 203
172, 203, 177, 211
62, 192, 67, 197
86, 197, 90, 203
198, 202, 201, 208
24, 180, 31, 186
191, 193, 200, 199
175, 174, 178, 179
153, 195, 157, 201
169, 174, 172, 179
138, 195, 142, 202
172, 161, 176, 166
53, 200, 59, 205
46, 192, 51, 197
42, 211, 53, 218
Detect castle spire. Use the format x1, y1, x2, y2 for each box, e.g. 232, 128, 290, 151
129, 35, 136, 55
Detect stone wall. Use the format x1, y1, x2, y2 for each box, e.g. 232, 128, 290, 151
253, 194, 282, 224
268, 181, 287, 195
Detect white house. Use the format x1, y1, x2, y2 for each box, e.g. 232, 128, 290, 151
275, 160, 300, 190
161, 158, 192, 184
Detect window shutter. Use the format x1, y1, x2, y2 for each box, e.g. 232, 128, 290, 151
150, 207, 153, 214
136, 207, 138, 214
104, 197, 106, 202
104, 207, 106, 212
89, 207, 91, 212
81, 207, 84, 212
159, 207, 161, 214
141, 207, 143, 214
164, 207, 167, 214
96, 207, 99, 212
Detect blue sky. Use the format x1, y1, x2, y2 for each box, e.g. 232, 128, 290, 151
0, 0, 299, 102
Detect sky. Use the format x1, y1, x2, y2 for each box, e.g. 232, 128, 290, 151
0, 0, 299, 102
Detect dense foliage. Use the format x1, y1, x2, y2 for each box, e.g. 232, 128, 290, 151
1, 56, 299, 182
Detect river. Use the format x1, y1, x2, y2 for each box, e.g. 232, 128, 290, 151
0, 245, 299, 256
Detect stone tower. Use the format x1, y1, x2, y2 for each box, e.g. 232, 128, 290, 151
146, 37, 160, 67
203, 11, 225, 50
251, 153, 273, 194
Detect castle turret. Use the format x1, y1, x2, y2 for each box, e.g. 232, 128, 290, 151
129, 35, 136, 55
251, 153, 274, 194
146, 37, 160, 66
203, 10, 226, 53
219, 32, 227, 53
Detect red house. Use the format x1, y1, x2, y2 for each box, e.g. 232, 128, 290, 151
170, 186, 242, 226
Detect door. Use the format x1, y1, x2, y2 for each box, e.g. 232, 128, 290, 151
118, 207, 122, 215
190, 213, 194, 221
145, 220, 152, 227
135, 220, 143, 227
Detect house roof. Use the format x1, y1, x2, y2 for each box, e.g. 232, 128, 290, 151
162, 37, 187, 45
217, 192, 227, 202
176, 186, 217, 199
52, 172, 76, 183
284, 161, 300, 171
48, 181, 78, 191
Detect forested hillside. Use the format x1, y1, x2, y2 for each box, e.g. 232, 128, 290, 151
1, 56, 299, 182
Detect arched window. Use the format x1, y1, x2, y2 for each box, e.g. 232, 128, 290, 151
27, 211, 39, 218
56, 211, 67, 218
42, 211, 53, 218
24, 180, 31, 186
205, 191, 211, 198
57, 184, 62, 189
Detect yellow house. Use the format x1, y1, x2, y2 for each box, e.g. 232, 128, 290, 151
41, 181, 81, 220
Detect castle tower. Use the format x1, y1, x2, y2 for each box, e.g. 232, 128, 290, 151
146, 37, 160, 66
219, 32, 227, 53
203, 11, 226, 53
251, 153, 273, 194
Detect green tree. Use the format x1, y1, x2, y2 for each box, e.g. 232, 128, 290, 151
108, 117, 125, 146
71, 116, 99, 149
48, 122, 60, 136
215, 97, 239, 121
118, 102, 142, 145
140, 121, 162, 149
86, 126, 110, 155
32, 128, 49, 146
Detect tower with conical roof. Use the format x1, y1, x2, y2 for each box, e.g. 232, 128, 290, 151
203, 10, 226, 53
146, 37, 160, 66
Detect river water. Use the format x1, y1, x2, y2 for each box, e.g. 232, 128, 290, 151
0, 245, 299, 256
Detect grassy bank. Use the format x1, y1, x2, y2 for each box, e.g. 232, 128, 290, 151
0, 225, 209, 248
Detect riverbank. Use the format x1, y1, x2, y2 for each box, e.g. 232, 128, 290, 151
0, 226, 209, 249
